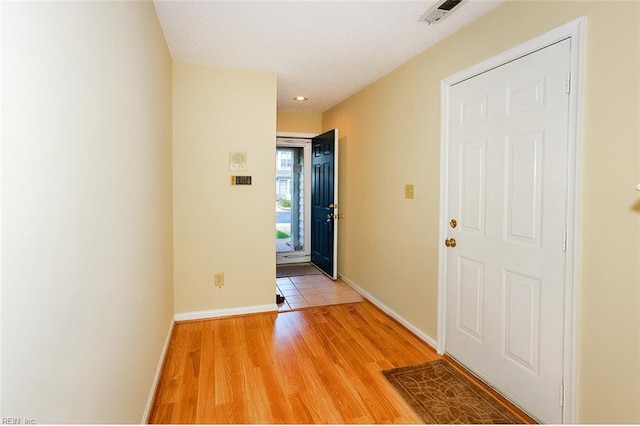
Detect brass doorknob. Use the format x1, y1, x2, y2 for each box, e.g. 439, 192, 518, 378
445, 238, 457, 248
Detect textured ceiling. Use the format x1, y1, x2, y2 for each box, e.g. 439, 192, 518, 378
154, 0, 504, 113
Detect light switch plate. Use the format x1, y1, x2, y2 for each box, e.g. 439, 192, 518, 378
405, 184, 414, 199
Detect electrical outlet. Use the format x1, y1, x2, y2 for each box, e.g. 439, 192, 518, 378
405, 184, 415, 199
214, 272, 224, 288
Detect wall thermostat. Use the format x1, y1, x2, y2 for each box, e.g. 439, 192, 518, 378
231, 175, 252, 185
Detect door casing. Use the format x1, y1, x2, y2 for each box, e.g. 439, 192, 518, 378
276, 137, 312, 264
437, 18, 585, 424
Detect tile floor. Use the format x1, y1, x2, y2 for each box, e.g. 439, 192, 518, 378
276, 274, 364, 312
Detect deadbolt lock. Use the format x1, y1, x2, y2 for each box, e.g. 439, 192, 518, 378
450, 219, 457, 229
444, 238, 457, 248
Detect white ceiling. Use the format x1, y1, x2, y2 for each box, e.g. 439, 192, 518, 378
154, 0, 504, 113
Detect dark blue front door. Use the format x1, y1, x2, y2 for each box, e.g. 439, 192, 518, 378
311, 129, 338, 278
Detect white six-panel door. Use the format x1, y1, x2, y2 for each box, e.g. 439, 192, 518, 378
445, 39, 571, 423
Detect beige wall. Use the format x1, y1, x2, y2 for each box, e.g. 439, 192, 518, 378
277, 110, 322, 134
323, 1, 640, 423
172, 62, 277, 314
2, 1, 174, 422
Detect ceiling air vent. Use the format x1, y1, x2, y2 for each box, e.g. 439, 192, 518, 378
419, 0, 467, 24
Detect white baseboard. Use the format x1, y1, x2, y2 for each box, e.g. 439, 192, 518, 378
174, 303, 278, 322
141, 319, 175, 424
339, 273, 439, 350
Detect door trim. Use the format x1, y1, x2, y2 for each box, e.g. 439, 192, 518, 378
275, 132, 319, 265
276, 139, 312, 264
436, 17, 585, 424
277, 132, 318, 139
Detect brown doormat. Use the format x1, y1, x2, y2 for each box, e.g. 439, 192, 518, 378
276, 263, 321, 278
382, 359, 523, 424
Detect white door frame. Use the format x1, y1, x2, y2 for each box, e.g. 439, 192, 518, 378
276, 138, 312, 264
275, 132, 318, 264
436, 17, 585, 424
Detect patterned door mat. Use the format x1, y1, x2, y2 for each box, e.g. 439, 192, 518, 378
276, 263, 322, 278
382, 359, 523, 424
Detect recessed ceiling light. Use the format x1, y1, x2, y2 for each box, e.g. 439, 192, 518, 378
293, 96, 308, 102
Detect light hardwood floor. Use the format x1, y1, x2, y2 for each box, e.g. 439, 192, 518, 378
149, 300, 533, 424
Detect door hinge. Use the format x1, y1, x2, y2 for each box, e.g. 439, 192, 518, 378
565, 71, 572, 94
559, 383, 565, 407
562, 229, 568, 252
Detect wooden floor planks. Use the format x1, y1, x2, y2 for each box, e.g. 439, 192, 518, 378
149, 301, 532, 424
